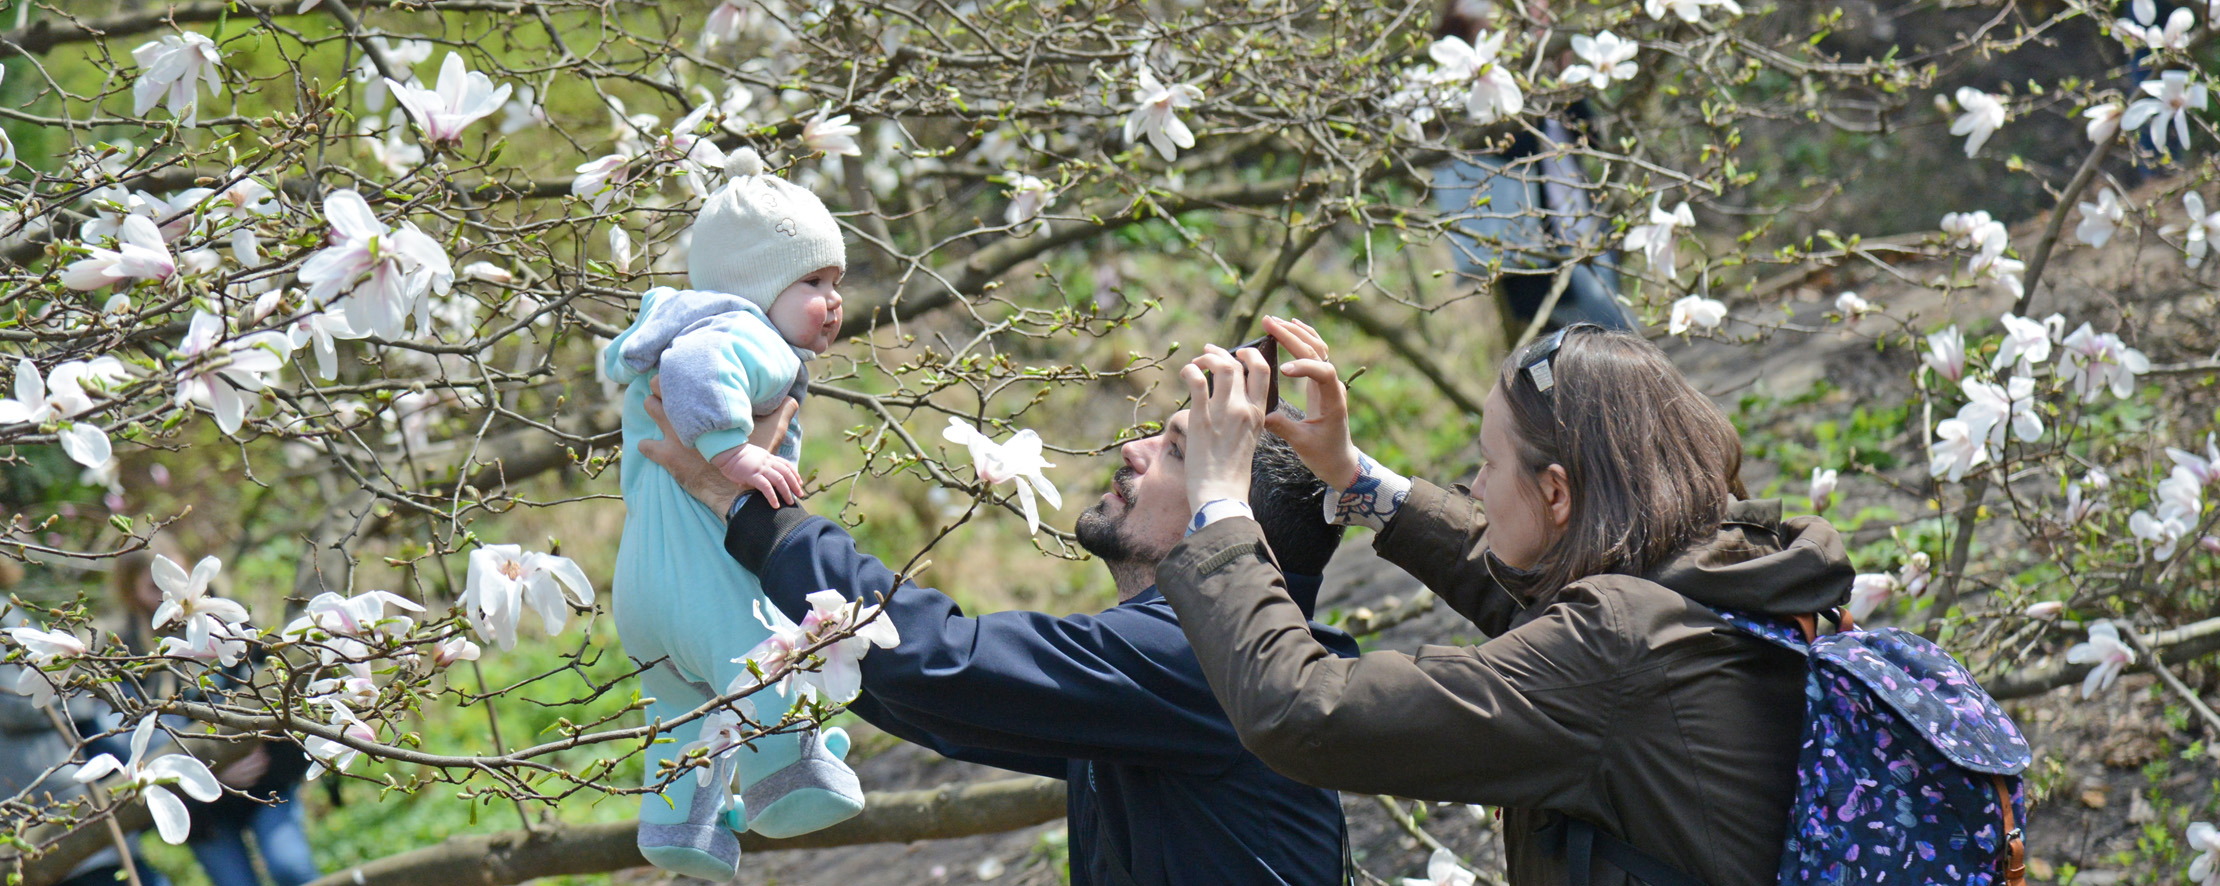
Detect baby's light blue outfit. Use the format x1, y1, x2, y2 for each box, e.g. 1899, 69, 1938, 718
605, 287, 863, 881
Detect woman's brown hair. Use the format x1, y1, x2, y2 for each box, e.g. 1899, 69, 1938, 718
1496, 326, 1748, 593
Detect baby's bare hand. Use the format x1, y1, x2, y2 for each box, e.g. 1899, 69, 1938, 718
710, 444, 804, 507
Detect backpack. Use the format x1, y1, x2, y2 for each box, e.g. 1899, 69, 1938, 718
1549, 609, 2032, 886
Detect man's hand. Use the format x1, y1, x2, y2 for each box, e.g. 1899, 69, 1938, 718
1180, 343, 1271, 513
710, 444, 804, 506
639, 378, 801, 516
1259, 315, 1363, 490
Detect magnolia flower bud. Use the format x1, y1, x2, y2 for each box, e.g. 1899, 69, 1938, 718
2023, 601, 2064, 619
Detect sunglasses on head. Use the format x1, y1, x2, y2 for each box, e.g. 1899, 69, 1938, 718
1518, 322, 1603, 399
1200, 334, 1280, 415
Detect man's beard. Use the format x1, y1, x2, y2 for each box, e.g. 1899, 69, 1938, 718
1075, 467, 1173, 566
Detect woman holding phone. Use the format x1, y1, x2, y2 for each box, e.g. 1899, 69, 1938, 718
1156, 317, 1848, 885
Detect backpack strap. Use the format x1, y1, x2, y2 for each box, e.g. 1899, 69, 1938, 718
1541, 814, 1711, 886
1993, 774, 2026, 886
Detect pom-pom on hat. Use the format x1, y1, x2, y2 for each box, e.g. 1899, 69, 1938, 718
686, 147, 847, 309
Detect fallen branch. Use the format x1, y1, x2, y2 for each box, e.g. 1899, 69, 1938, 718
297, 774, 1065, 886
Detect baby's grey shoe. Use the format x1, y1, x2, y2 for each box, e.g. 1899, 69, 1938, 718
740, 726, 864, 839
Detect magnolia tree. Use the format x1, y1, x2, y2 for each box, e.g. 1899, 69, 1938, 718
2, 0, 2220, 881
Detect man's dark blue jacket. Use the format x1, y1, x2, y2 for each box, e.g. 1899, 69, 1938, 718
723, 495, 1357, 885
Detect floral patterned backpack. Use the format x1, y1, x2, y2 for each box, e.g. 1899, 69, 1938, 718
1553, 609, 2033, 886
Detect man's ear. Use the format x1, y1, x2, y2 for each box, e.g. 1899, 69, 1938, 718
1542, 464, 1572, 530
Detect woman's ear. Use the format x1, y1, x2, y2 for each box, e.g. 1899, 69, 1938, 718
1541, 463, 1573, 530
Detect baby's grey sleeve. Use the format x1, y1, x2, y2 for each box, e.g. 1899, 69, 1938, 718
656, 316, 803, 459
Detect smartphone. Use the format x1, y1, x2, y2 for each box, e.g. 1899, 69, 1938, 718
1205, 334, 1280, 415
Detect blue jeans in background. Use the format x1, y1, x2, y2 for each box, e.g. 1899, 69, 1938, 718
187, 787, 320, 886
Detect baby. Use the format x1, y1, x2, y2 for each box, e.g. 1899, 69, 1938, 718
602, 148, 861, 882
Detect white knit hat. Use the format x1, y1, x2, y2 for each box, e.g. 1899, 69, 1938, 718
686, 148, 847, 308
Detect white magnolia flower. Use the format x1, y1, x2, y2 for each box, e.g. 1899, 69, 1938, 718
6, 626, 87, 706
2064, 620, 2136, 698
2023, 601, 2065, 619
1561, 32, 1639, 90
943, 417, 1063, 535
2168, 433, 2220, 486
74, 715, 222, 844
1626, 198, 1695, 280
283, 590, 425, 645
1923, 326, 1967, 384
1004, 174, 1056, 234
2188, 821, 2220, 886
1125, 68, 1204, 162
2122, 70, 2207, 154
2058, 323, 2150, 402
1991, 313, 2061, 373
1845, 573, 1900, 622
1809, 467, 1838, 513
172, 311, 289, 435
288, 309, 364, 381
360, 111, 426, 175
350, 38, 435, 112
1950, 88, 2008, 157
2116, 0, 2195, 52
1958, 376, 2043, 451
462, 545, 595, 651
386, 52, 512, 143
150, 553, 251, 651
609, 226, 634, 274
1428, 32, 1524, 124
303, 700, 378, 780
703, 1, 752, 48
1401, 847, 1479, 886
1666, 295, 1725, 334
1940, 210, 2007, 255
795, 590, 900, 702
131, 32, 225, 126
1644, 0, 1742, 22
0, 357, 127, 467
308, 661, 379, 709
156, 618, 249, 667
428, 634, 481, 669
1928, 417, 1986, 482
2084, 102, 2124, 144
571, 153, 635, 212
1898, 551, 1932, 597
459, 261, 515, 285
2130, 505, 2191, 560
1834, 291, 1872, 317
2178, 192, 2220, 268
299, 189, 454, 340
802, 105, 862, 157
498, 86, 546, 135
60, 214, 176, 291
737, 598, 812, 698
677, 708, 757, 787
0, 70, 11, 171
7, 626, 88, 663
2076, 188, 2126, 247
2063, 479, 2101, 524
